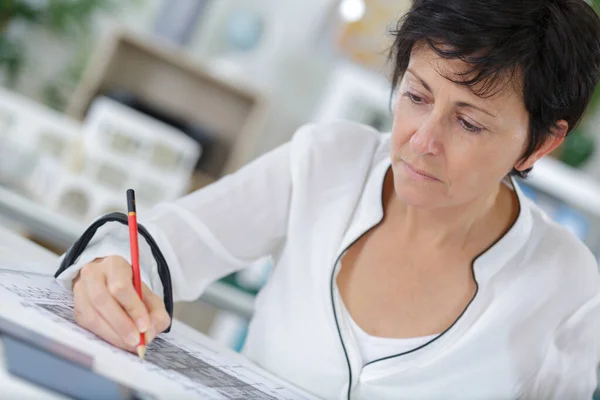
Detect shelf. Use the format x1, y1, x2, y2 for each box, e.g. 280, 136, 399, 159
67, 29, 269, 178
525, 157, 600, 218
0, 186, 84, 250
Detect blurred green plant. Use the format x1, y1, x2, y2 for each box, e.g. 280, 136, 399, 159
42, 38, 93, 111
555, 0, 600, 168
0, 1, 119, 83
592, 0, 600, 114
0, 0, 138, 109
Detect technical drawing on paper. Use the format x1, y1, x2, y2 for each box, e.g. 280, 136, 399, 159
0, 270, 310, 400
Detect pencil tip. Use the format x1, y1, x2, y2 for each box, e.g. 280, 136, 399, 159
137, 345, 146, 360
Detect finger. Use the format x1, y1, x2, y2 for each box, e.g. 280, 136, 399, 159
141, 284, 171, 342
105, 262, 150, 333
83, 274, 142, 348
73, 284, 132, 351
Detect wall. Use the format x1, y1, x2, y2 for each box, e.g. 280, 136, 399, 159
187, 0, 339, 155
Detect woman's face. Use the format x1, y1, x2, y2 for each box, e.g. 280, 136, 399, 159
390, 46, 557, 209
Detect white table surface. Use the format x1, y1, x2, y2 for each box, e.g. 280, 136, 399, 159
0, 224, 313, 400
0, 224, 70, 399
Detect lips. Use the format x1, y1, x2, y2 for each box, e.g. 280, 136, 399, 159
402, 160, 439, 181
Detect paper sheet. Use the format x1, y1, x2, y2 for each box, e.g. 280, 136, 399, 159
0, 270, 315, 400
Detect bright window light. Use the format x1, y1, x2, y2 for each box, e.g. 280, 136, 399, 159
339, 0, 366, 23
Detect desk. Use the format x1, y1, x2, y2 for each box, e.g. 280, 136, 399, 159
0, 225, 69, 399
0, 224, 314, 399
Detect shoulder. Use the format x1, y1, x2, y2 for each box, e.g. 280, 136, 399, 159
525, 201, 599, 305
286, 120, 389, 181
282, 120, 392, 207
523, 207, 600, 396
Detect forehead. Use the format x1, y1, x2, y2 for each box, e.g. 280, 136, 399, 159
407, 45, 523, 106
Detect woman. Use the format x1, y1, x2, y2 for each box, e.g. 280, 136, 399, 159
56, 0, 600, 398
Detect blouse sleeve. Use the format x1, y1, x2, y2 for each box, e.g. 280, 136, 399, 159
56, 135, 295, 303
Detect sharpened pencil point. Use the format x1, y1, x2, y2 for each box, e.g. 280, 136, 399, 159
137, 345, 146, 360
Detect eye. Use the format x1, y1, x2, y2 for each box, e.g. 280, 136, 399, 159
404, 91, 426, 105
459, 118, 484, 134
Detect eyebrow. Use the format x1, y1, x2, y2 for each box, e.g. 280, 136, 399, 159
406, 68, 498, 118
406, 68, 432, 93
455, 101, 497, 118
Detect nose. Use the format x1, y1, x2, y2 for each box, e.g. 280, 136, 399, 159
409, 115, 444, 156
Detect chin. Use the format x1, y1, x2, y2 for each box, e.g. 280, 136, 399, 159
392, 173, 447, 210
394, 187, 442, 209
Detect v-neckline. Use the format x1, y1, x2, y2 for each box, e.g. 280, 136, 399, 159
329, 155, 533, 388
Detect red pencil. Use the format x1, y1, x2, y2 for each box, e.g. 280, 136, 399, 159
127, 189, 146, 359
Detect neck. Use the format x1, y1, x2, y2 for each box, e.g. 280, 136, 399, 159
384, 174, 516, 252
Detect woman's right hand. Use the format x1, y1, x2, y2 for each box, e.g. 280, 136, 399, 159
72, 256, 171, 352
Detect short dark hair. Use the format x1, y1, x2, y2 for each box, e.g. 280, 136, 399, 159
389, 0, 600, 178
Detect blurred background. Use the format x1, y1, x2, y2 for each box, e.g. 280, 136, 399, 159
1, 0, 600, 372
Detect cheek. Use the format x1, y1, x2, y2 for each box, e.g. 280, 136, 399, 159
446, 135, 524, 190
390, 104, 420, 153
471, 131, 526, 174
391, 101, 526, 182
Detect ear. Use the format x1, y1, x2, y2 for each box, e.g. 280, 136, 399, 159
515, 120, 568, 171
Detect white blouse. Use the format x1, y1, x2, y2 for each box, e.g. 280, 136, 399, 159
57, 121, 600, 400
338, 181, 514, 367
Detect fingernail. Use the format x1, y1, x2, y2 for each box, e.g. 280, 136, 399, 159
136, 318, 148, 333
128, 332, 140, 347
